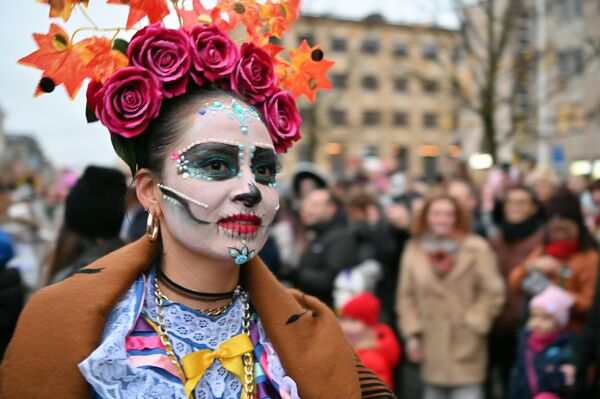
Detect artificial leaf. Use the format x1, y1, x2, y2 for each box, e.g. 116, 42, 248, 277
107, 0, 170, 29
40, 0, 89, 22
259, 0, 300, 39
282, 40, 334, 101
77, 36, 129, 82
19, 23, 90, 98
177, 0, 212, 28
111, 134, 137, 176
209, 0, 263, 39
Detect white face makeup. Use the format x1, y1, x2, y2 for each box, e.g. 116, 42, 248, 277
159, 96, 279, 265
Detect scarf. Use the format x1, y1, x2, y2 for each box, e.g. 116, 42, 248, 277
545, 239, 580, 260
525, 329, 565, 394
500, 214, 542, 244
422, 233, 459, 278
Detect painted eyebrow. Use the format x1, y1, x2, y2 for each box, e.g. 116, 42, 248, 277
252, 147, 278, 161
183, 142, 240, 155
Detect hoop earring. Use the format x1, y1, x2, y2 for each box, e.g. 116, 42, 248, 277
146, 212, 160, 242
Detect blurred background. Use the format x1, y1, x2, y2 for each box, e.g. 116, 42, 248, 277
1, 1, 600, 398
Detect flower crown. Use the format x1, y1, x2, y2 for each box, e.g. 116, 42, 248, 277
19, 0, 334, 174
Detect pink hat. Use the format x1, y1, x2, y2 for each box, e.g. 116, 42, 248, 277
533, 392, 561, 399
530, 285, 574, 327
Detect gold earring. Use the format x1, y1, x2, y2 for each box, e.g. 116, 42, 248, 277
146, 212, 160, 242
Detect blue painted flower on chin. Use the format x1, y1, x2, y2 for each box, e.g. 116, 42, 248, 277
229, 245, 255, 265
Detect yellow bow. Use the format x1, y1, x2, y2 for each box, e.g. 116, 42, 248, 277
181, 333, 254, 398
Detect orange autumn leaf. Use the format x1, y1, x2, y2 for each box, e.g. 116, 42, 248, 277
18, 23, 90, 98
210, 0, 264, 39
76, 37, 129, 82
107, 0, 170, 29
176, 0, 212, 28
282, 40, 334, 102
260, 0, 300, 38
39, 0, 89, 22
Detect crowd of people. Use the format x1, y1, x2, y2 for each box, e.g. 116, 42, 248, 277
1, 158, 600, 399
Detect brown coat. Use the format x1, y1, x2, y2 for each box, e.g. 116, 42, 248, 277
397, 234, 505, 386
508, 247, 599, 332
490, 228, 545, 334
0, 238, 394, 399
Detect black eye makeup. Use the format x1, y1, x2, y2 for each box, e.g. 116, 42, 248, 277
177, 143, 240, 181
251, 147, 281, 187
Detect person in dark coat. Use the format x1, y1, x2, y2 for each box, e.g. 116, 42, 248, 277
0, 229, 24, 360
509, 286, 576, 399
488, 186, 547, 398
46, 166, 127, 284
292, 188, 357, 307
573, 268, 600, 398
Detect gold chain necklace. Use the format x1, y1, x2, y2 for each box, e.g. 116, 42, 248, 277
156, 288, 235, 317
153, 278, 255, 398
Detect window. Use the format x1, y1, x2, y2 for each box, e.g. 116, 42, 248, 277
331, 38, 347, 52
421, 43, 438, 60
329, 109, 347, 125
423, 80, 439, 94
394, 78, 408, 92
394, 146, 409, 171
363, 111, 381, 126
361, 38, 380, 54
331, 74, 348, 89
298, 33, 314, 45
393, 112, 409, 126
452, 46, 462, 62
362, 75, 378, 90
393, 42, 409, 57
423, 113, 438, 129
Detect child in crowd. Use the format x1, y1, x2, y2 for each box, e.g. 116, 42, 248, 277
339, 292, 402, 389
509, 286, 576, 399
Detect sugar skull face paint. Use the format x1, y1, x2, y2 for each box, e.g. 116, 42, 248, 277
159, 95, 279, 265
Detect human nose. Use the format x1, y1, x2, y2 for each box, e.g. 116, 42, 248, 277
233, 182, 262, 208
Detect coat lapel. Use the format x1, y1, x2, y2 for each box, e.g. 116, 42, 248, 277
1, 238, 363, 399
444, 238, 477, 285
243, 258, 362, 398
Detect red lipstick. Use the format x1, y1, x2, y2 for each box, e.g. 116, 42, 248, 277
217, 213, 262, 235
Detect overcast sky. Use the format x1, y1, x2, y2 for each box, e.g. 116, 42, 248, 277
0, 1, 457, 169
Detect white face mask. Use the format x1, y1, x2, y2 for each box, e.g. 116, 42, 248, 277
159, 97, 279, 265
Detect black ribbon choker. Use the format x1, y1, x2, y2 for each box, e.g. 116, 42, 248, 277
156, 267, 236, 302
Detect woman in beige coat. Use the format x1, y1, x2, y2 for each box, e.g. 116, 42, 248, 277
397, 194, 504, 399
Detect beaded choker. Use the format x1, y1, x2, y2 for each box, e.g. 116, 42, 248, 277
156, 266, 236, 302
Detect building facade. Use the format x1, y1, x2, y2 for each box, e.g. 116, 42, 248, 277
282, 15, 462, 179
514, 0, 600, 175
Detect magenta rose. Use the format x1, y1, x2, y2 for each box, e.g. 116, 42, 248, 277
128, 23, 191, 98
96, 66, 163, 138
189, 24, 239, 85
263, 90, 302, 153
86, 80, 103, 115
231, 42, 277, 104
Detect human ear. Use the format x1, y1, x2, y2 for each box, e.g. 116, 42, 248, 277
135, 168, 162, 217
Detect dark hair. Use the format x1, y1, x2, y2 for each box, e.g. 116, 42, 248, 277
45, 224, 94, 285
347, 191, 378, 211
590, 179, 600, 193
133, 87, 262, 177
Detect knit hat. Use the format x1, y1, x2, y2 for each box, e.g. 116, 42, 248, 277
340, 292, 380, 327
529, 285, 574, 327
65, 166, 127, 239
0, 229, 15, 270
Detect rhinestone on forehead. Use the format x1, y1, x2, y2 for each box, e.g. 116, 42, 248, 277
198, 99, 261, 135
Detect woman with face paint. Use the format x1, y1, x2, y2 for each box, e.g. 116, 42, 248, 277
1, 4, 396, 399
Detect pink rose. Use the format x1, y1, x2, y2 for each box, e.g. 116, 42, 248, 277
263, 90, 302, 153
96, 66, 163, 138
86, 80, 103, 115
189, 24, 239, 85
128, 23, 191, 98
231, 42, 277, 104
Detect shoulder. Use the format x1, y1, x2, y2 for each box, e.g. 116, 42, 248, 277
462, 234, 493, 253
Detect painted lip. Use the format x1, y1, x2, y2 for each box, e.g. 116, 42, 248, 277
217, 213, 262, 234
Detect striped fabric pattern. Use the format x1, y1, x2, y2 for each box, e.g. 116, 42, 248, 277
354, 353, 396, 399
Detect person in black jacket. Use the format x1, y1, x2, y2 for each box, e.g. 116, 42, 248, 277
573, 266, 600, 398
292, 188, 357, 307
0, 229, 24, 360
